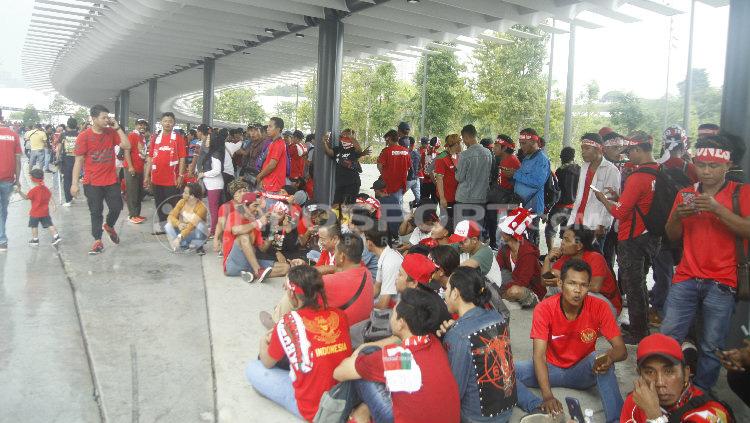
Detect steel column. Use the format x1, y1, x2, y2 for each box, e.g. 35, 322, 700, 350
148, 78, 157, 126
683, 0, 696, 131
420, 54, 428, 136
119, 89, 130, 130
202, 57, 215, 125
562, 25, 576, 147
312, 12, 344, 205
114, 95, 120, 121
544, 21, 555, 140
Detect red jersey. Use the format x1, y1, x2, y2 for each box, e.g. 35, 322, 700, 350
574, 168, 597, 224
418, 146, 431, 183
496, 239, 546, 300
355, 335, 461, 423
378, 145, 411, 194
530, 294, 621, 368
316, 249, 335, 267
610, 163, 657, 241
0, 126, 21, 182
621, 384, 732, 423
663, 157, 699, 184
148, 131, 187, 187
434, 154, 459, 203
268, 307, 352, 422
288, 142, 307, 179
222, 209, 262, 271
262, 138, 287, 192
497, 154, 521, 190
74, 127, 120, 186
125, 131, 145, 173
27, 184, 51, 218
671, 181, 750, 288
323, 266, 373, 326
552, 251, 622, 314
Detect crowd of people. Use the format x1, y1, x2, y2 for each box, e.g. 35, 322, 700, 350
0, 103, 749, 423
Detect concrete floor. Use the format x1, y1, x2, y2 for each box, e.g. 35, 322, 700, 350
1, 168, 748, 423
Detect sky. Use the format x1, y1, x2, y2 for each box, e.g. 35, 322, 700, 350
0, 0, 729, 112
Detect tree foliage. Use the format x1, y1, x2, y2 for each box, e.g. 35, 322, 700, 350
21, 105, 40, 127
191, 88, 265, 124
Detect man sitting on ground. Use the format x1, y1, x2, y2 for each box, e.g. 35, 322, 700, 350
364, 228, 403, 310
212, 179, 248, 255
222, 192, 271, 283
449, 220, 501, 285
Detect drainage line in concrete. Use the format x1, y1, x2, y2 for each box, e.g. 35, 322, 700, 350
200, 257, 219, 423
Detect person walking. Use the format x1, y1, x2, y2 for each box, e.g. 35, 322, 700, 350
123, 119, 148, 224
58, 117, 80, 206
0, 114, 22, 252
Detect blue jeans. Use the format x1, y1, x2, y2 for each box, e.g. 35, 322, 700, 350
650, 246, 674, 315
354, 379, 394, 423
660, 279, 736, 391
244, 360, 301, 418
29, 149, 45, 169
164, 221, 208, 249
391, 189, 404, 209
225, 239, 256, 276
405, 179, 420, 205
515, 351, 623, 423
0, 181, 13, 244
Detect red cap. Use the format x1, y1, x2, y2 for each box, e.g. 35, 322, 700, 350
636, 334, 684, 366
448, 220, 481, 243
241, 192, 257, 205
401, 253, 438, 284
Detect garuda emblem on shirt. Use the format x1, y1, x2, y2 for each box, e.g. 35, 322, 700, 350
303, 311, 342, 344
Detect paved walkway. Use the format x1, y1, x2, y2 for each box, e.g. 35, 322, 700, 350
1, 169, 748, 423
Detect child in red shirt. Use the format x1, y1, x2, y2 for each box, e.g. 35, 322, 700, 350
16, 169, 60, 246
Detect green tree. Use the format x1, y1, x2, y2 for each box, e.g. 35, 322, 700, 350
274, 100, 298, 129
73, 107, 89, 127
21, 105, 40, 127
190, 88, 266, 124
572, 80, 610, 140
412, 49, 470, 138
677, 68, 722, 127
609, 93, 647, 134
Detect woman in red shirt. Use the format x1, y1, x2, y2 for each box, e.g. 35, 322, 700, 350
434, 134, 462, 222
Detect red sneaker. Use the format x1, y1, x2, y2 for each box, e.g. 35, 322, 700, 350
102, 224, 120, 244
89, 240, 104, 255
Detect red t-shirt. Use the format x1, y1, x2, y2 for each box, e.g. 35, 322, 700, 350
663, 157, 699, 184
497, 154, 521, 190
377, 145, 411, 194
148, 131, 187, 187
552, 251, 622, 314
268, 307, 352, 422
262, 138, 287, 192
574, 167, 597, 224
610, 163, 657, 241
355, 336, 461, 423
621, 384, 732, 423
322, 266, 374, 325
125, 131, 145, 173
316, 249, 335, 267
671, 181, 750, 288
27, 184, 51, 218
434, 155, 459, 203
496, 239, 546, 301
288, 142, 307, 179
0, 126, 21, 182
222, 209, 262, 271
74, 127, 120, 186
530, 294, 621, 368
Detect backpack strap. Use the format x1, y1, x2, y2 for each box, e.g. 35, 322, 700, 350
628, 166, 658, 239
339, 271, 368, 311
733, 184, 747, 270
667, 393, 735, 423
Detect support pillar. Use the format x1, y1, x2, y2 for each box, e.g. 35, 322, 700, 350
202, 57, 215, 125
114, 96, 120, 121
544, 21, 555, 140
721, 0, 750, 346
683, 0, 696, 130
562, 25, 576, 147
148, 78, 157, 126
313, 11, 344, 205
119, 89, 130, 130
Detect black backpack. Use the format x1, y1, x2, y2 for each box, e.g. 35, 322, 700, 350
630, 165, 690, 239
667, 393, 735, 423
543, 171, 561, 213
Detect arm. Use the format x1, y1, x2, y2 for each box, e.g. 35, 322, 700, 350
322, 134, 334, 158
179, 202, 208, 238
333, 355, 363, 382
594, 335, 628, 374
70, 156, 85, 196
200, 157, 222, 178
258, 331, 278, 369
123, 144, 136, 175
514, 156, 549, 189
143, 156, 152, 187
167, 200, 183, 229
176, 158, 186, 186
14, 154, 21, 186
256, 158, 278, 180
665, 208, 686, 242
696, 192, 750, 239
532, 338, 562, 414
231, 218, 263, 235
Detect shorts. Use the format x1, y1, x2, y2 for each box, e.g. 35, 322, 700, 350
544, 206, 572, 238
29, 216, 53, 228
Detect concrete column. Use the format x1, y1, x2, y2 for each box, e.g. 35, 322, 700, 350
721, 0, 750, 346
119, 89, 130, 130
202, 57, 215, 125
148, 78, 157, 126
114, 96, 120, 121
682, 0, 696, 131
544, 23, 555, 139
312, 11, 344, 205
562, 25, 576, 147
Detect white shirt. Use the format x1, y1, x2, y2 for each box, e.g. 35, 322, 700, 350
376, 246, 403, 297
202, 156, 224, 191
224, 142, 242, 176
408, 227, 431, 246
567, 158, 621, 230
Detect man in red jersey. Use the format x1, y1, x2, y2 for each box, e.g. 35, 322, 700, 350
0, 114, 22, 251
377, 129, 411, 208
256, 117, 287, 195
71, 105, 130, 255
123, 118, 149, 224
144, 112, 186, 233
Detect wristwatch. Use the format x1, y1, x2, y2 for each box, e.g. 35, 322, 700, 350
646, 416, 668, 423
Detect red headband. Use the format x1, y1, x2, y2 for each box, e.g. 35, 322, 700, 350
519, 133, 539, 142
581, 138, 602, 151
31, 177, 44, 184
694, 147, 731, 164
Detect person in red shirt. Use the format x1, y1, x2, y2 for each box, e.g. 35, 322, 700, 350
288, 130, 307, 180
594, 132, 658, 344
496, 208, 546, 308
16, 168, 61, 246
212, 179, 248, 255
123, 118, 149, 224
144, 112, 187, 234
247, 265, 352, 422
377, 129, 411, 207
0, 114, 22, 251
71, 104, 130, 255
434, 134, 462, 222
661, 135, 750, 392
257, 116, 287, 194
223, 192, 272, 282
621, 334, 733, 423
333, 287, 461, 423
516, 259, 627, 423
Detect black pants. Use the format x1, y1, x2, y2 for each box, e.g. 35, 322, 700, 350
222, 173, 234, 202
125, 171, 144, 218
152, 184, 180, 226
602, 224, 618, 272
84, 183, 122, 241
617, 232, 659, 337
420, 182, 436, 204
334, 180, 361, 205
727, 369, 750, 407
62, 156, 75, 203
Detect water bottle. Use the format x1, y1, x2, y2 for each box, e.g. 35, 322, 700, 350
583, 408, 594, 423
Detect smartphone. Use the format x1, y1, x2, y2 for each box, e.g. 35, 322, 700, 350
594, 354, 608, 369
681, 191, 696, 208
589, 184, 601, 193
566, 397, 585, 423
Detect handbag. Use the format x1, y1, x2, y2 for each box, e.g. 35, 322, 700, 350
362, 308, 393, 342
732, 184, 750, 301
313, 381, 357, 423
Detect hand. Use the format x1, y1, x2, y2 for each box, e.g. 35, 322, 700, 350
436, 319, 455, 337
694, 194, 721, 214
632, 377, 663, 419
547, 247, 562, 261
213, 237, 221, 253
257, 214, 268, 228
362, 146, 372, 156
171, 236, 181, 250
440, 198, 448, 210
540, 396, 563, 415
718, 339, 750, 371
593, 353, 614, 374
144, 176, 152, 190
604, 187, 619, 201
70, 184, 79, 197
178, 222, 187, 231
257, 177, 264, 190
264, 329, 273, 344
594, 225, 606, 237
323, 132, 331, 146
674, 203, 698, 219
128, 167, 136, 177
542, 275, 560, 287
176, 175, 184, 188
593, 189, 608, 204
108, 117, 119, 130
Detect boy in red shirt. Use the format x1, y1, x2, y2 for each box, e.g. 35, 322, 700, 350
256, 117, 287, 194
516, 259, 627, 423
377, 129, 411, 208
16, 169, 60, 246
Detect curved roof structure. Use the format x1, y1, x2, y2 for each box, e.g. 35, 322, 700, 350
23, 0, 698, 121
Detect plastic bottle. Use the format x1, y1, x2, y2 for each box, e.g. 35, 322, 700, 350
583, 408, 594, 423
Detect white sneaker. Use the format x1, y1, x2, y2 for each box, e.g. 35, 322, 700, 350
62, 202, 72, 207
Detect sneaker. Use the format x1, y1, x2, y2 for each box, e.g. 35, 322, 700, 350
240, 270, 255, 284
137, 216, 147, 222
62, 202, 72, 207
28, 238, 40, 246
89, 240, 104, 255
255, 267, 272, 283
102, 224, 120, 244
682, 341, 698, 375
51, 234, 62, 246
259, 311, 275, 330
520, 291, 540, 309
196, 246, 206, 256
128, 216, 143, 224
0, 243, 7, 252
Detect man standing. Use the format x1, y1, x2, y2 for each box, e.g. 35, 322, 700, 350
123, 119, 148, 224
0, 115, 22, 252
24, 124, 47, 170
288, 129, 307, 180
144, 112, 186, 233
405, 137, 421, 207
377, 129, 411, 207
256, 117, 287, 195
513, 128, 551, 246
71, 105, 129, 255
455, 124, 492, 227
59, 117, 80, 206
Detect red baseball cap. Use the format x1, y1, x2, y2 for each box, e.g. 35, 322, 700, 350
448, 220, 481, 243
636, 334, 684, 366
241, 192, 257, 205
401, 253, 438, 284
